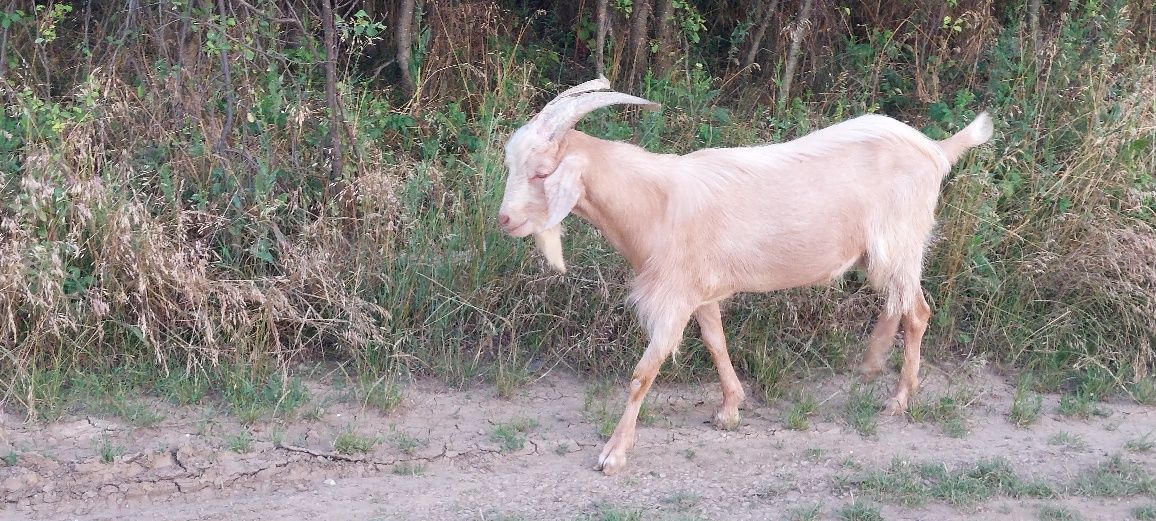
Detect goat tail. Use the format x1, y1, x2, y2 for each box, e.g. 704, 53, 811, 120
937, 111, 993, 165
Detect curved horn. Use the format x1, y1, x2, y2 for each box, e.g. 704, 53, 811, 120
536, 90, 660, 141
542, 77, 612, 108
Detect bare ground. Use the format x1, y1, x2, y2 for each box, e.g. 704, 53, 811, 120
2, 361, 1154, 521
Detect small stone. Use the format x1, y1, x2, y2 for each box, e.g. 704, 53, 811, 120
323, 478, 336, 486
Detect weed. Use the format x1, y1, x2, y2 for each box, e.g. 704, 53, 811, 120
804, 447, 825, 461
490, 418, 538, 452
1011, 383, 1044, 427
1068, 454, 1156, 497
845, 456, 1055, 507
1048, 432, 1087, 451
1124, 432, 1154, 453
355, 377, 403, 412
684, 448, 697, 460
2, 451, 19, 466
226, 431, 254, 453
784, 392, 818, 431
661, 490, 701, 508
554, 443, 571, 455
95, 434, 123, 464
1058, 393, 1111, 420
581, 503, 643, 521
786, 504, 822, 521
391, 431, 425, 456
1130, 378, 1156, 405
392, 462, 425, 476
1133, 505, 1156, 520
1039, 505, 1084, 521
908, 390, 971, 437
837, 500, 883, 521
333, 427, 378, 455
843, 385, 879, 437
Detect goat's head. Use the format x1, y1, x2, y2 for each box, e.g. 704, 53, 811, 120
497, 78, 658, 272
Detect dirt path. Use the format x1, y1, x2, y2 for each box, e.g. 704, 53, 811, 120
2, 364, 1154, 520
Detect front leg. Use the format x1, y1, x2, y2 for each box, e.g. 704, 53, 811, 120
597, 314, 689, 475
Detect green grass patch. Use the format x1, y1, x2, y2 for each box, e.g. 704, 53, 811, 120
784, 392, 818, 431
1067, 454, 1156, 497
908, 390, 971, 437
1048, 431, 1087, 451
226, 431, 254, 453
786, 504, 823, 521
1133, 505, 1156, 520
1039, 505, 1084, 521
1057, 393, 1111, 420
392, 461, 426, 476
842, 385, 880, 437
333, 427, 379, 455
490, 418, 539, 452
1124, 432, 1154, 453
837, 500, 883, 521
1011, 381, 1044, 427
841, 456, 1056, 507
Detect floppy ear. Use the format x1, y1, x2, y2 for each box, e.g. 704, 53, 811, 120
543, 154, 586, 228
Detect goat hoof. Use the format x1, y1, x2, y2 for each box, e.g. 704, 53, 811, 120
596, 433, 633, 475
882, 398, 907, 416
713, 409, 741, 430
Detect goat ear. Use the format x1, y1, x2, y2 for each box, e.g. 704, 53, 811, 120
542, 154, 586, 228
533, 225, 566, 273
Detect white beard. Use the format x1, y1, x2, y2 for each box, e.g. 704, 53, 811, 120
533, 225, 566, 273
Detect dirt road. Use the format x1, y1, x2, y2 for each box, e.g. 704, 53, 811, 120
2, 364, 1154, 520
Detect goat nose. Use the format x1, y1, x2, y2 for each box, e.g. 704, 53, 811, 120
498, 213, 511, 227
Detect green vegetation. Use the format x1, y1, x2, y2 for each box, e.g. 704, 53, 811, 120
333, 426, 379, 455
1039, 505, 1084, 521
843, 385, 880, 437
0, 1, 1153, 417
490, 418, 539, 452
1011, 381, 1044, 427
836, 500, 883, 521
908, 390, 972, 437
784, 392, 818, 431
840, 457, 1056, 507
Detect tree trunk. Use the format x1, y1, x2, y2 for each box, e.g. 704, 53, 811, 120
595, 0, 609, 77
741, 0, 780, 75
323, 0, 342, 181
396, 0, 417, 97
653, 0, 675, 76
778, 0, 813, 111
215, 0, 235, 154
626, 0, 653, 88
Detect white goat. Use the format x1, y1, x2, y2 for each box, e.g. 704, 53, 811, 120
497, 78, 993, 475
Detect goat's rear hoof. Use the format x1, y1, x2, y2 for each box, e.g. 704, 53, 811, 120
713, 409, 741, 431
882, 397, 908, 416
596, 453, 626, 475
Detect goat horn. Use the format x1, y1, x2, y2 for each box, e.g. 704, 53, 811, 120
536, 90, 660, 141
542, 77, 612, 109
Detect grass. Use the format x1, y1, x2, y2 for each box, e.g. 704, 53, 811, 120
333, 427, 379, 455
1130, 378, 1156, 405
1048, 431, 1087, 451
842, 385, 880, 437
1124, 432, 1154, 453
1057, 393, 1111, 420
95, 434, 124, 464
579, 503, 643, 521
392, 462, 426, 476
1039, 505, 1084, 521
1133, 505, 1156, 520
1067, 454, 1156, 497
490, 418, 539, 452
1010, 381, 1044, 427
661, 491, 701, 508
837, 500, 883, 521
842, 456, 1056, 507
391, 431, 425, 456
908, 390, 971, 437
784, 392, 818, 431
786, 504, 823, 521
226, 431, 255, 453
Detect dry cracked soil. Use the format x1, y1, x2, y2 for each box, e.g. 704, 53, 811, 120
2, 361, 1154, 521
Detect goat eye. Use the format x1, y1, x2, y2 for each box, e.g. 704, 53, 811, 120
532, 170, 550, 180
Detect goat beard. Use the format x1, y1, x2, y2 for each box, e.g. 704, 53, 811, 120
533, 225, 567, 273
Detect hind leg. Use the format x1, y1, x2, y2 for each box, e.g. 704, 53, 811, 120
884, 290, 930, 415
694, 302, 744, 430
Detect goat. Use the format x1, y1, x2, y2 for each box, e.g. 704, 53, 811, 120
497, 78, 993, 475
